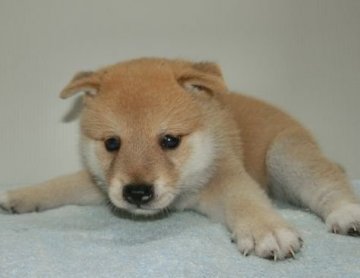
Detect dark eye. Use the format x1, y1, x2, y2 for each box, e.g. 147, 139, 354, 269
160, 135, 181, 150
104, 137, 121, 152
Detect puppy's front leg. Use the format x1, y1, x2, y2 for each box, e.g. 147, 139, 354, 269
0, 171, 105, 214
197, 172, 302, 260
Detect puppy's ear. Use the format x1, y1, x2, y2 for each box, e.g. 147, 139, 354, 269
192, 62, 223, 78
178, 61, 228, 95
60, 71, 100, 99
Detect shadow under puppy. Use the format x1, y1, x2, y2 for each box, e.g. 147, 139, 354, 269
1, 58, 359, 260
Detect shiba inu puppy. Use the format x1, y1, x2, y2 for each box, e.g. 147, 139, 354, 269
1, 58, 359, 260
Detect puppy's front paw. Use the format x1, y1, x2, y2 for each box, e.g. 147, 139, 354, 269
233, 226, 302, 260
0, 190, 40, 214
0, 191, 12, 212
326, 203, 360, 236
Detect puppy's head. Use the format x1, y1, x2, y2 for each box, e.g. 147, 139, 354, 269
61, 58, 227, 215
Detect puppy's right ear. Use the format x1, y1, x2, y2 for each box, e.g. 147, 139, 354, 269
60, 71, 100, 99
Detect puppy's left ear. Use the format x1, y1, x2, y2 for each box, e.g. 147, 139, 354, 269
179, 61, 228, 95
192, 62, 223, 78
60, 71, 101, 99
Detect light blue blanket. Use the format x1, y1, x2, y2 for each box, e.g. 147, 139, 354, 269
1, 181, 359, 278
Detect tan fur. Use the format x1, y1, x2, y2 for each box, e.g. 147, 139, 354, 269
1, 57, 359, 260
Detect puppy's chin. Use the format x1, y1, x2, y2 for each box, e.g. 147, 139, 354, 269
108, 201, 167, 217
129, 208, 164, 216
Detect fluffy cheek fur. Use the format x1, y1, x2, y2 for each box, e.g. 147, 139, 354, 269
176, 131, 217, 191
80, 136, 111, 190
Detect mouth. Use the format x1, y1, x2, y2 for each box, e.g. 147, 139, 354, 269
107, 192, 176, 217
107, 199, 169, 217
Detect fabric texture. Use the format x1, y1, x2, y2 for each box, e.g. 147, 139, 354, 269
1, 181, 359, 278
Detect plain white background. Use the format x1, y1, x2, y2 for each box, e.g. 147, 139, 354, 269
0, 0, 359, 186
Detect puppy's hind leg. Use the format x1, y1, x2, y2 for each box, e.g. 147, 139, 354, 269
267, 128, 360, 236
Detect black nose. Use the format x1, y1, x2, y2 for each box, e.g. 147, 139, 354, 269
123, 184, 154, 206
